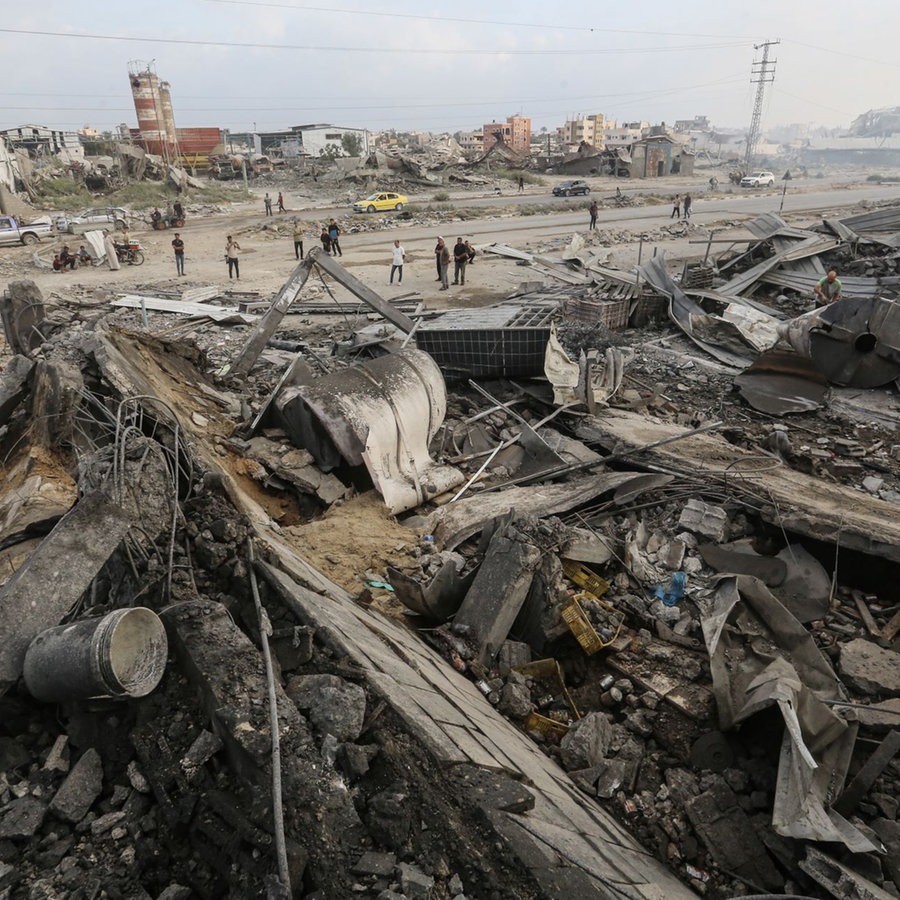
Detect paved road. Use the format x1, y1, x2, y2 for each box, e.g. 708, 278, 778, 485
170, 181, 900, 255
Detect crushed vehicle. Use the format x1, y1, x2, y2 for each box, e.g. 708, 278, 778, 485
0, 214, 54, 246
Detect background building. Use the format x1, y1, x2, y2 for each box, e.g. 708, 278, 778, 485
481, 116, 531, 154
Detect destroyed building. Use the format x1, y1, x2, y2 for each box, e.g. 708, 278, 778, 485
1, 187, 900, 900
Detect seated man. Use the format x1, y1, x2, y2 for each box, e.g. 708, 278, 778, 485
814, 270, 842, 306
59, 245, 76, 270
52, 254, 63, 272
150, 207, 162, 227
173, 200, 184, 220
77, 245, 92, 266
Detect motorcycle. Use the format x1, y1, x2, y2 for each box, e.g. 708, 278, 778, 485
149, 211, 186, 230
114, 239, 145, 266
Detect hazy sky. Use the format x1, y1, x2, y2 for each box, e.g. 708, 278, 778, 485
1, 0, 897, 137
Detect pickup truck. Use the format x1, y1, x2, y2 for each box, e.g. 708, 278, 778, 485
0, 214, 54, 246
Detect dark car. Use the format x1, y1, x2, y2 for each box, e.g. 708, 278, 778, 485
553, 180, 591, 197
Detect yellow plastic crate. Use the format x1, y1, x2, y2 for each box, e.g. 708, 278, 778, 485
561, 592, 624, 655
524, 711, 570, 739
562, 559, 609, 598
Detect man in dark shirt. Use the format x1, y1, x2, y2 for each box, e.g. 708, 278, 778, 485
453, 237, 468, 285
327, 219, 342, 256
172, 233, 185, 276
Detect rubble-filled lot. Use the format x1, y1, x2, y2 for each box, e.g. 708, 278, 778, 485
2, 191, 900, 900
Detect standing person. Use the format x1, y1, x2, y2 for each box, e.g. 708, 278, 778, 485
518, 175, 525, 193
390, 239, 406, 284
438, 238, 450, 290
264, 193, 273, 216
671, 194, 681, 219
682, 193, 692, 219
172, 232, 185, 276
103, 230, 120, 271
588, 199, 599, 230
173, 199, 184, 221
277, 191, 285, 213
292, 220, 305, 260
452, 237, 468, 286
434, 237, 444, 281
814, 270, 843, 306
225, 235, 241, 280
320, 226, 332, 255
327, 219, 342, 257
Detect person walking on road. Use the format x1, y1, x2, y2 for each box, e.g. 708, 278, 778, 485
682, 194, 692, 219
390, 239, 406, 284
264, 193, 273, 216
671, 194, 681, 219
277, 192, 285, 213
327, 219, 342, 257
292, 220, 305, 260
588, 199, 599, 230
225, 235, 241, 280
453, 237, 468, 286
172, 233, 185, 276
437, 238, 450, 290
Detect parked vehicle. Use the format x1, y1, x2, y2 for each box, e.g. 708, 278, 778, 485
0, 214, 54, 246
113, 239, 144, 266
353, 192, 408, 213
553, 180, 591, 197
740, 171, 775, 188
56, 207, 128, 233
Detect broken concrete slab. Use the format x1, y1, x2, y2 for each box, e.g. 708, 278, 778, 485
840, 639, 900, 697
453, 519, 543, 665
677, 499, 729, 543
0, 796, 47, 840
0, 490, 134, 694
49, 747, 104, 824
559, 712, 613, 772
285, 674, 367, 742
684, 778, 784, 890
800, 846, 896, 900
0, 356, 34, 426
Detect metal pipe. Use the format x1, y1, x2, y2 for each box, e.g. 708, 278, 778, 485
247, 538, 291, 896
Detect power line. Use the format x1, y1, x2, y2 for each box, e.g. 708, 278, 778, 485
203, 0, 758, 40
0, 26, 746, 56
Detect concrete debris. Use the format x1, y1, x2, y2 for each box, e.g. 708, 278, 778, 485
2, 175, 900, 900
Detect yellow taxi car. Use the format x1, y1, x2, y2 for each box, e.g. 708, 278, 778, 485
352, 191, 408, 213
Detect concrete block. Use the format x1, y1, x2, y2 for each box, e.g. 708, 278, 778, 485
840, 638, 900, 696
677, 499, 729, 543
49, 747, 103, 824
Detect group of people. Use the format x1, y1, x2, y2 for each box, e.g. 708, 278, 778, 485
164, 233, 240, 279
670, 193, 692, 219
319, 220, 342, 256
150, 201, 185, 228
264, 193, 286, 216
51, 244, 91, 271
433, 237, 476, 290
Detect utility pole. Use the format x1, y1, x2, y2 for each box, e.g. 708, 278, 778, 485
744, 39, 779, 170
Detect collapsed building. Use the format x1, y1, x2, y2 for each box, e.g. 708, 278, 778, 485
1, 199, 900, 899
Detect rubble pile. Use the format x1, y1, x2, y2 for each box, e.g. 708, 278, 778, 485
2, 195, 900, 900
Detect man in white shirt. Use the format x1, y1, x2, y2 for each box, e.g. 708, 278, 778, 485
390, 239, 406, 285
